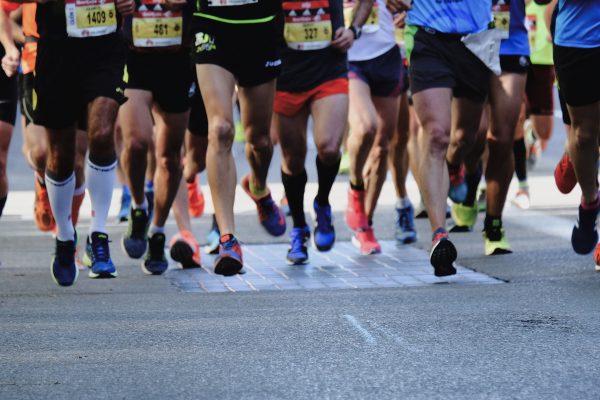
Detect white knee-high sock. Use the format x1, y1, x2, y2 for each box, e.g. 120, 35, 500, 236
86, 158, 116, 234
45, 172, 75, 242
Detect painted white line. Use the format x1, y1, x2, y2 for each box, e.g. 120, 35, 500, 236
369, 321, 423, 353
344, 314, 376, 345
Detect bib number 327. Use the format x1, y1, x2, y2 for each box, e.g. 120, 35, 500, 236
65, 0, 117, 38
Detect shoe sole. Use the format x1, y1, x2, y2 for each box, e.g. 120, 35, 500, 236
487, 248, 513, 256
170, 241, 201, 269
430, 239, 457, 277
88, 270, 118, 279
351, 236, 382, 256
395, 235, 417, 244
50, 258, 79, 287
140, 261, 168, 276
450, 225, 472, 233
286, 257, 309, 266
595, 264, 600, 272
214, 257, 243, 276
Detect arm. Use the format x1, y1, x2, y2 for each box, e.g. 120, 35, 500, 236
331, 0, 375, 52
386, 0, 410, 14
0, 7, 20, 77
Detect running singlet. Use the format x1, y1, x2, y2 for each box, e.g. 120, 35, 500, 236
554, 0, 600, 48
406, 0, 492, 35
526, 2, 552, 65
496, 0, 529, 56
347, 0, 395, 62
194, 0, 280, 23
36, 0, 120, 39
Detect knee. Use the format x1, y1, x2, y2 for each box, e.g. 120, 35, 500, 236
370, 141, 390, 161
157, 152, 182, 174
89, 124, 114, 147
425, 126, 450, 156
124, 136, 149, 158
209, 119, 234, 149
572, 129, 597, 150
29, 143, 48, 170
317, 146, 341, 166
353, 118, 377, 141
246, 128, 272, 151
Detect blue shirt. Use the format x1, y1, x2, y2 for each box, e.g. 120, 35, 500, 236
407, 0, 492, 35
555, 0, 600, 48
499, 0, 530, 56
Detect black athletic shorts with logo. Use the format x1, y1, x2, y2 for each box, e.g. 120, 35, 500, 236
34, 33, 126, 129
125, 48, 193, 114
409, 27, 491, 103
554, 45, 600, 107
500, 55, 531, 74
188, 77, 208, 137
192, 18, 281, 87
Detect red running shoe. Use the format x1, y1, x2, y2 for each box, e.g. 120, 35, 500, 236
554, 152, 577, 194
345, 188, 368, 231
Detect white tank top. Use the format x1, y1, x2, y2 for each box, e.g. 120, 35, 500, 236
347, 0, 396, 62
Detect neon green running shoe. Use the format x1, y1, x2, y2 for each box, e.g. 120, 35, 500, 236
338, 151, 350, 175
451, 203, 477, 231
483, 228, 512, 256
234, 121, 245, 143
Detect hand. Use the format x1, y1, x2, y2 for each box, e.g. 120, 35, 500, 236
386, 0, 411, 13
393, 11, 406, 29
1, 46, 20, 78
331, 27, 354, 53
115, 0, 135, 16
165, 0, 187, 11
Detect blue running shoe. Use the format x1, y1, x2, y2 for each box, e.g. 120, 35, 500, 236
395, 203, 417, 244
241, 174, 286, 237
121, 206, 151, 259
448, 165, 467, 204
572, 202, 600, 255
118, 185, 131, 222
85, 232, 117, 278
287, 225, 310, 265
313, 200, 335, 251
214, 235, 243, 276
51, 238, 78, 287
205, 214, 220, 255
141, 233, 168, 275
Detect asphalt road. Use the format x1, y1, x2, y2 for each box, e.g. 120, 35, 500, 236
1, 109, 600, 399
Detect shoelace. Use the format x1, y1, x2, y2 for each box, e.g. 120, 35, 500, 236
91, 237, 110, 262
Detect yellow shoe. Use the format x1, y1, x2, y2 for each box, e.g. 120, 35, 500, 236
338, 151, 350, 175
234, 121, 245, 143
483, 228, 512, 256
451, 203, 477, 231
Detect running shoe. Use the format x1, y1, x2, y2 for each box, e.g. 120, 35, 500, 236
121, 206, 151, 259
395, 203, 417, 244
205, 214, 220, 255
241, 174, 286, 237
448, 164, 467, 204
71, 191, 85, 226
142, 232, 169, 275
313, 200, 335, 251
187, 176, 205, 218
572, 200, 600, 255
594, 243, 600, 272
280, 196, 291, 217
527, 136, 542, 170
84, 232, 117, 278
483, 227, 512, 256
476, 185, 487, 213
287, 225, 310, 265
554, 152, 577, 194
430, 229, 457, 277
51, 238, 78, 287
345, 188, 368, 231
338, 151, 350, 175
451, 203, 477, 232
169, 230, 201, 269
34, 177, 56, 232
415, 200, 451, 219
118, 185, 131, 222
511, 188, 530, 210
352, 227, 382, 255
214, 235, 243, 276
234, 121, 245, 143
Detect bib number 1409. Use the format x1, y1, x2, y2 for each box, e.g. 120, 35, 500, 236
65, 0, 117, 38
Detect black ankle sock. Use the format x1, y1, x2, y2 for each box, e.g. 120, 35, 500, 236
463, 163, 483, 207
513, 138, 527, 182
281, 169, 307, 228
484, 214, 502, 231
315, 155, 340, 206
0, 195, 6, 218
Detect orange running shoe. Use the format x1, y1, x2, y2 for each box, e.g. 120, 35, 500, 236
594, 242, 600, 272
169, 230, 201, 269
187, 176, 205, 218
352, 227, 382, 255
345, 188, 368, 231
34, 177, 56, 232
554, 152, 577, 194
71, 191, 85, 226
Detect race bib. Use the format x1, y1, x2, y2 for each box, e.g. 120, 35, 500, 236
133, 9, 183, 47
208, 0, 258, 6
492, 0, 510, 39
526, 14, 537, 50
344, 1, 379, 34
283, 1, 332, 51
65, 0, 117, 38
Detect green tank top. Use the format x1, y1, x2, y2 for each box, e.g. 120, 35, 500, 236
526, 2, 553, 65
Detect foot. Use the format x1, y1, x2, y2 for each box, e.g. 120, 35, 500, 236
395, 203, 417, 244
241, 174, 286, 237
448, 164, 467, 204
169, 230, 201, 269
572, 199, 600, 255
451, 203, 477, 232
345, 188, 368, 231
594, 242, 600, 272
142, 233, 169, 275
313, 200, 335, 251
214, 235, 243, 276
118, 186, 132, 222
204, 215, 220, 255
483, 227, 512, 256
430, 229, 457, 277
352, 227, 382, 255
85, 232, 117, 279
51, 238, 78, 286
511, 188, 530, 210
121, 206, 151, 259
554, 152, 577, 194
187, 176, 205, 218
287, 226, 310, 265
280, 196, 291, 217
34, 177, 56, 232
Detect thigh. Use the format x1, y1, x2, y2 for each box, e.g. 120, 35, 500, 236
276, 108, 310, 173
451, 96, 486, 140
195, 64, 236, 124
119, 89, 154, 141
372, 95, 400, 143
488, 72, 527, 141
152, 108, 189, 154
238, 79, 277, 139
413, 87, 453, 134
348, 78, 377, 133
311, 93, 349, 151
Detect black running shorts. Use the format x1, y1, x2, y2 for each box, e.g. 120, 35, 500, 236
554, 45, 600, 107
0, 47, 17, 126
188, 77, 208, 137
